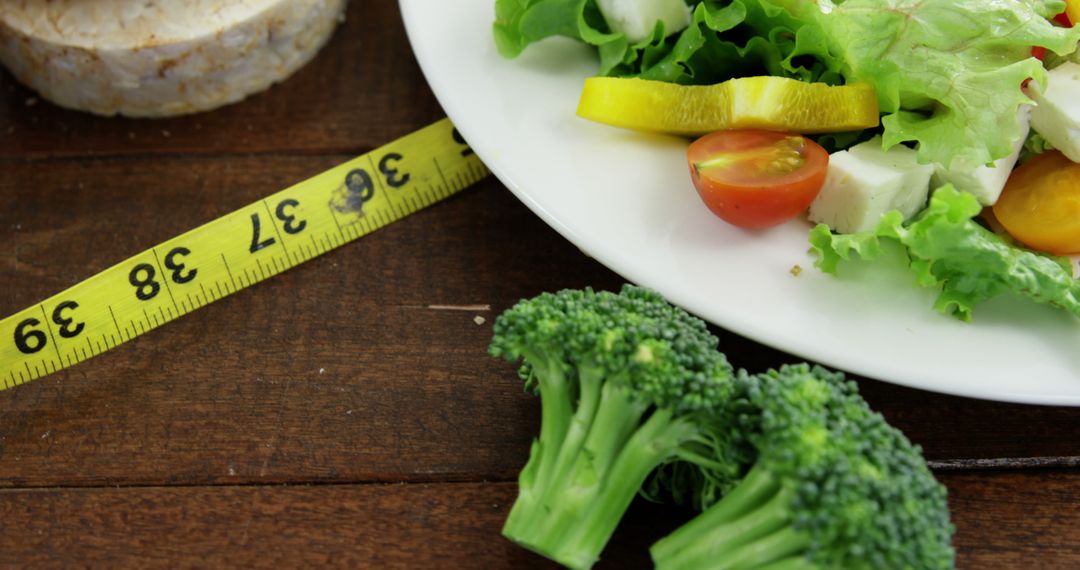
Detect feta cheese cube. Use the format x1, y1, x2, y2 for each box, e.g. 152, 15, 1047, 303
808, 137, 934, 234
931, 107, 1031, 206
1030, 62, 1080, 163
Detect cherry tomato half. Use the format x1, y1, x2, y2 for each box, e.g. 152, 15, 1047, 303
687, 130, 829, 229
993, 151, 1080, 255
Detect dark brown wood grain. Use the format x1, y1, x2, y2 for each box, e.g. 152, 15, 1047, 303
0, 483, 655, 569
944, 470, 1080, 569
0, 473, 1077, 569
1, 0, 1078, 566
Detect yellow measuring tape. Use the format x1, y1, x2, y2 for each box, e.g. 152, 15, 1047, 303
0, 118, 488, 391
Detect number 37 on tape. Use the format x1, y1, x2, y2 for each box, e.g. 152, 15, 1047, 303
0, 118, 488, 389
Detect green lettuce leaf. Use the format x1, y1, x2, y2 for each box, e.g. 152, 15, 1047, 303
492, 0, 837, 82
637, 0, 842, 85
493, 0, 630, 73
1020, 131, 1056, 164
810, 186, 1080, 321
774, 0, 1080, 169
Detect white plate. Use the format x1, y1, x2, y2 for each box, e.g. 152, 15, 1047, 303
400, 0, 1080, 405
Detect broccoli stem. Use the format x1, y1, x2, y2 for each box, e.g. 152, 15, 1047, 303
507, 379, 648, 559
530, 354, 574, 490
547, 407, 702, 569
526, 363, 608, 538
538, 362, 605, 502
504, 380, 707, 570
502, 352, 572, 538
720, 527, 812, 570
504, 368, 650, 562
656, 487, 794, 569
754, 555, 820, 570
502, 438, 541, 536
651, 464, 780, 561
571, 380, 650, 483
652, 468, 811, 570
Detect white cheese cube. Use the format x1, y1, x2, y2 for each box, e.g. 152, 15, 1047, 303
931, 107, 1031, 206
808, 137, 934, 234
596, 0, 691, 43
1030, 62, 1080, 163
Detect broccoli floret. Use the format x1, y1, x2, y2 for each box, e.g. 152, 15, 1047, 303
650, 364, 955, 570
489, 285, 742, 569
492, 287, 954, 569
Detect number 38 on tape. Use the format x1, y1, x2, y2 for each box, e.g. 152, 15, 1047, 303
0, 118, 489, 390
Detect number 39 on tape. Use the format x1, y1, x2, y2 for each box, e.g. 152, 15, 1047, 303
0, 118, 489, 390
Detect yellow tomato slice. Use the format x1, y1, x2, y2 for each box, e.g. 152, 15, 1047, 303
993, 151, 1080, 255
576, 76, 879, 136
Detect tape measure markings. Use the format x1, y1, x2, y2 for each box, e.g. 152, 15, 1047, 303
1, 118, 488, 390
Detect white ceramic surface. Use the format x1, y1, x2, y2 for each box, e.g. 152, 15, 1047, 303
400, 0, 1080, 405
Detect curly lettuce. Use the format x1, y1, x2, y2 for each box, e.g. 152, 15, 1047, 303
777, 0, 1080, 170
493, 0, 837, 83
810, 186, 1080, 321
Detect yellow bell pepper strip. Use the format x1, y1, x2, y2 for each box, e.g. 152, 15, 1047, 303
1067, 0, 1080, 26
576, 76, 879, 136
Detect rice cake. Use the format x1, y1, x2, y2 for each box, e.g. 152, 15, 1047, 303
0, 0, 348, 117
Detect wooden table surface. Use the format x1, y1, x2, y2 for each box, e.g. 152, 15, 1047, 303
2, 3, 1079, 568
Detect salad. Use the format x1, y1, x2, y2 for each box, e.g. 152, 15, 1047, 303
494, 0, 1080, 323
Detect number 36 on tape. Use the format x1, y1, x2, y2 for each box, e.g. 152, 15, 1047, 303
0, 118, 489, 390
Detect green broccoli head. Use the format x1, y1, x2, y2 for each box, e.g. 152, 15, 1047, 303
491, 285, 730, 397
490, 285, 735, 421
490, 285, 739, 569
652, 364, 955, 570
